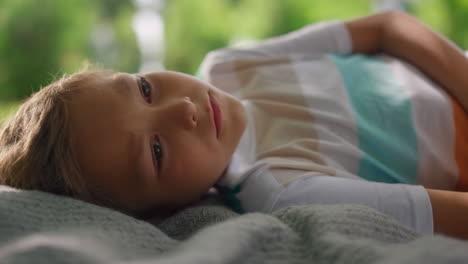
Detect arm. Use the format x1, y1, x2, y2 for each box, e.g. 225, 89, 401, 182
345, 11, 468, 114
426, 189, 468, 239
205, 21, 351, 62
346, 12, 468, 239
272, 176, 434, 235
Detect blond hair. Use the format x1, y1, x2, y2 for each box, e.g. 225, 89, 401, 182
0, 70, 114, 205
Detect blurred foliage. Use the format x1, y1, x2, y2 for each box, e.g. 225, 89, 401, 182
0, 101, 19, 125
0, 0, 139, 101
410, 0, 468, 50
163, 0, 468, 75
1, 0, 468, 108
163, 0, 371, 74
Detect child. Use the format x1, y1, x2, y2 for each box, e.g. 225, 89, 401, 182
1, 11, 468, 239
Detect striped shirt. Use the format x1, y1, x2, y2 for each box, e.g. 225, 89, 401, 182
200, 21, 468, 234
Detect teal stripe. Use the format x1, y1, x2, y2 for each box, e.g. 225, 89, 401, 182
331, 54, 418, 184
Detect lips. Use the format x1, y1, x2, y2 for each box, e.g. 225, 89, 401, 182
209, 93, 222, 138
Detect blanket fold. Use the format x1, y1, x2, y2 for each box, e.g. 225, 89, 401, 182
1, 185, 467, 264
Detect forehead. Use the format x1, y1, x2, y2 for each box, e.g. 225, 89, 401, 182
75, 72, 130, 101
68, 72, 143, 199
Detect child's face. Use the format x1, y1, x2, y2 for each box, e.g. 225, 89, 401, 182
68, 71, 246, 213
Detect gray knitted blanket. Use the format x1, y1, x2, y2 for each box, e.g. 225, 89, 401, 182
1, 185, 467, 263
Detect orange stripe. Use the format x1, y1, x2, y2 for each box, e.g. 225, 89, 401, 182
451, 97, 468, 191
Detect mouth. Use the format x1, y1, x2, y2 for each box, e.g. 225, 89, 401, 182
209, 92, 222, 138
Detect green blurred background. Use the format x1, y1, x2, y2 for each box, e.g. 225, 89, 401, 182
1, 0, 468, 122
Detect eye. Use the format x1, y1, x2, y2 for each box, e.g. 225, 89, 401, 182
152, 137, 163, 169
139, 76, 152, 103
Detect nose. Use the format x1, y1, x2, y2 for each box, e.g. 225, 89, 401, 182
165, 96, 198, 130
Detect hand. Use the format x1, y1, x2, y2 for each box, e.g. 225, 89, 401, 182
426, 188, 468, 239
346, 11, 468, 114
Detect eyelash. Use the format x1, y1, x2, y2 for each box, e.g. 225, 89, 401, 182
139, 76, 152, 103
152, 136, 163, 170
138, 76, 163, 170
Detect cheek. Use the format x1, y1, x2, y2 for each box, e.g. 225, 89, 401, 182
171, 142, 227, 189
172, 131, 230, 173
164, 148, 225, 206
183, 146, 226, 181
